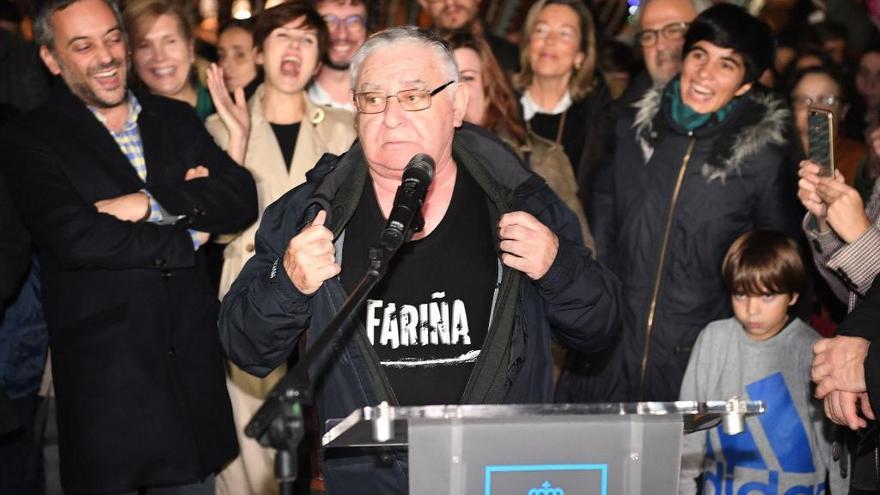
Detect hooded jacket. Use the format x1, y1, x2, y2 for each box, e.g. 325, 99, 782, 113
219, 123, 621, 494
588, 83, 800, 401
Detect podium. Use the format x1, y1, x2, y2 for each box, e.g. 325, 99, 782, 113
323, 400, 764, 494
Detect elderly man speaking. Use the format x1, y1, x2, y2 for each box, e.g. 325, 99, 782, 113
219, 26, 620, 494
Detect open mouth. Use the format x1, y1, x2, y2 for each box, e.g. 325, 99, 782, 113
92, 65, 122, 89
280, 55, 301, 78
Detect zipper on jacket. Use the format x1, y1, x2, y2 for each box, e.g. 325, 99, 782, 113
639, 136, 696, 400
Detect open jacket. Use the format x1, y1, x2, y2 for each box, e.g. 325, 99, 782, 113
219, 123, 621, 494
0, 85, 257, 493
586, 84, 800, 401
206, 85, 357, 298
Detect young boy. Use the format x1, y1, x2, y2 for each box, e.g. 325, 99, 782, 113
678, 230, 843, 495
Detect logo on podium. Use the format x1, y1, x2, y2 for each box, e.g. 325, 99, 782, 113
484, 463, 607, 495
528, 481, 565, 495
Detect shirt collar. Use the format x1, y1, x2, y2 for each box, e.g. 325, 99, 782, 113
520, 89, 573, 121
88, 91, 141, 130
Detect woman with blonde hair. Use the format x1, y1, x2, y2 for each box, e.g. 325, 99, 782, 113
447, 30, 593, 252
514, 0, 611, 183
124, 0, 216, 120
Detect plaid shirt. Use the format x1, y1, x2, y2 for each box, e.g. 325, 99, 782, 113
89, 92, 202, 249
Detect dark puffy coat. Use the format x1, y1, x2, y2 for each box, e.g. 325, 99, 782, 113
219, 124, 621, 494
587, 84, 800, 401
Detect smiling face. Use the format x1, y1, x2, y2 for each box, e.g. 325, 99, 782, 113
454, 46, 486, 126
355, 41, 467, 179
218, 26, 258, 91
316, 0, 366, 70
131, 13, 194, 99
680, 41, 751, 114
258, 16, 321, 95
732, 292, 798, 341
527, 4, 584, 81
419, 0, 479, 31
39, 0, 128, 109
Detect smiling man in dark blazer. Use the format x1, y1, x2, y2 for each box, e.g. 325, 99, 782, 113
0, 0, 258, 493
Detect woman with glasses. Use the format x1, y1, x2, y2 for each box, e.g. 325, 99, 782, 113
513, 0, 611, 185
587, 4, 799, 404
205, 3, 356, 494
789, 65, 865, 187
797, 68, 880, 495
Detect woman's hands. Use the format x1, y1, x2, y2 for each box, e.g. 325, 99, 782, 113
798, 160, 871, 243
206, 63, 250, 165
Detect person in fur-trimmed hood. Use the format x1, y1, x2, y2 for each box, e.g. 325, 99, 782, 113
560, 4, 802, 403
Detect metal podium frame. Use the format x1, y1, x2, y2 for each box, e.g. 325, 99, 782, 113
323, 400, 764, 494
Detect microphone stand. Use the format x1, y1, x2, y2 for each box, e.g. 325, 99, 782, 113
245, 213, 424, 495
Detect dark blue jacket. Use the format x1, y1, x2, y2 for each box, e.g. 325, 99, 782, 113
0, 258, 47, 400
219, 124, 621, 494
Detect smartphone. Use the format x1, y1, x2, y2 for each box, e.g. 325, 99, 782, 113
808, 107, 835, 177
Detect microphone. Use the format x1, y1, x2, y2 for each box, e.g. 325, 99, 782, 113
380, 154, 435, 251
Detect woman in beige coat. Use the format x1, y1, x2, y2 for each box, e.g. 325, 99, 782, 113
205, 3, 356, 494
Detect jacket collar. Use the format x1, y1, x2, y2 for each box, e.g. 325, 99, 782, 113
632, 82, 789, 182
298, 122, 537, 235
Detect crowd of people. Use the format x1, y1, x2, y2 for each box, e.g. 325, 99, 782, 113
3, 0, 880, 493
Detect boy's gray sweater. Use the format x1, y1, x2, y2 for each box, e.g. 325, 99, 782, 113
679, 317, 844, 495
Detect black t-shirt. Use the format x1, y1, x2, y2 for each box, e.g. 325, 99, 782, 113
341, 167, 497, 406
270, 122, 301, 171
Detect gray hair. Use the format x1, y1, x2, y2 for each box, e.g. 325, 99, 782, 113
349, 26, 459, 90
634, 0, 709, 27
33, 0, 126, 49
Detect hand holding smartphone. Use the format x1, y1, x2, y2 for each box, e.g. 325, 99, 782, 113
808, 107, 835, 177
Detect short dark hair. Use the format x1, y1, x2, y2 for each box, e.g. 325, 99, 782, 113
253, 1, 328, 62
33, 0, 125, 49
722, 231, 806, 296
219, 17, 255, 38
682, 3, 774, 84
787, 64, 848, 104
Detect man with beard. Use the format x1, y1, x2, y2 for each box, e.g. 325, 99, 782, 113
0, 0, 258, 492
308, 0, 368, 110
418, 0, 520, 74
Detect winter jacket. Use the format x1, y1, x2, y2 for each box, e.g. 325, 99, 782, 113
219, 123, 621, 494
585, 83, 800, 401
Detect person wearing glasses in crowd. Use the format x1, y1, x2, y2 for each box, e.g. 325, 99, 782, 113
514, 0, 609, 184
789, 65, 866, 187
219, 26, 620, 494
798, 65, 880, 494
589, 4, 799, 402
308, 0, 368, 110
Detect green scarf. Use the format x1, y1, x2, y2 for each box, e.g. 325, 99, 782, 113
667, 78, 739, 132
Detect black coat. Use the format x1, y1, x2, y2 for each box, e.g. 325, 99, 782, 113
219, 124, 621, 494
0, 85, 258, 493
587, 84, 800, 401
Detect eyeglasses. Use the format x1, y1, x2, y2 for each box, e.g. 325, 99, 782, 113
635, 22, 689, 47
323, 14, 366, 31
354, 80, 455, 114
791, 94, 841, 109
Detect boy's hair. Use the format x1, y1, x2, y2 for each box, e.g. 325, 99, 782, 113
722, 231, 806, 295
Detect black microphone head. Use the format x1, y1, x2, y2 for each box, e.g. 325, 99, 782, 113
405, 153, 435, 183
